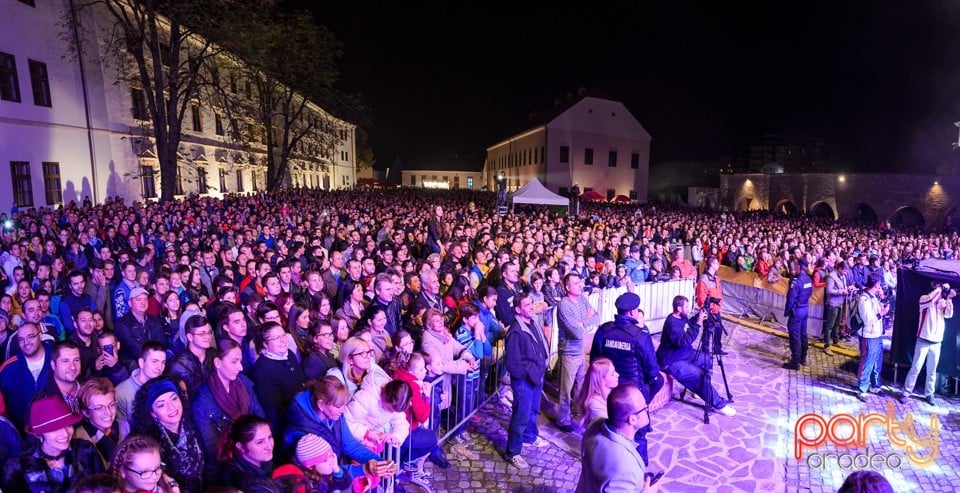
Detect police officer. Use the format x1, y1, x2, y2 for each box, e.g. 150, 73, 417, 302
784, 254, 814, 370
590, 292, 662, 466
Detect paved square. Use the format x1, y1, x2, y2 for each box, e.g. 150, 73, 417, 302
412, 321, 958, 492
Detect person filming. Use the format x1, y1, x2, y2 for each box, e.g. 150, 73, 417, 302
656, 295, 735, 417
900, 281, 955, 406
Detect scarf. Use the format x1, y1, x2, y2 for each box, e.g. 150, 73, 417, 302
208, 373, 250, 421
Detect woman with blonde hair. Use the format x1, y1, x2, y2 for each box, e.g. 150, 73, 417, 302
575, 358, 620, 425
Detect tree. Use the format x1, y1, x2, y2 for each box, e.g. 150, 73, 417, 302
213, 3, 354, 191
69, 0, 231, 201
355, 128, 375, 172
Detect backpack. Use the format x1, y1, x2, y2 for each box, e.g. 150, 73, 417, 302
846, 292, 867, 334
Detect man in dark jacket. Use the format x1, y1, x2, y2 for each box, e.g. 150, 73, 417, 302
113, 287, 165, 363
783, 256, 813, 370
590, 292, 662, 466
657, 295, 736, 417
502, 292, 549, 470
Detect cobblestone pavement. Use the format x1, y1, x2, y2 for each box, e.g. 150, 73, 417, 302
402, 321, 958, 492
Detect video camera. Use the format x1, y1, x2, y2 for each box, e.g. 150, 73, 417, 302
940, 283, 956, 300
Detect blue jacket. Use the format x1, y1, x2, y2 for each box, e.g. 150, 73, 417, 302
284, 390, 380, 480
0, 346, 53, 431
475, 301, 501, 357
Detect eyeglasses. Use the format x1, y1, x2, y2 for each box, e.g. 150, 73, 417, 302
317, 332, 335, 338
264, 334, 286, 344
191, 330, 213, 338
87, 401, 118, 414
631, 406, 649, 417
350, 349, 376, 359
124, 464, 164, 480
263, 313, 281, 321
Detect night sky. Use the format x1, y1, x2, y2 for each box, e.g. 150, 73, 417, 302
293, 1, 960, 174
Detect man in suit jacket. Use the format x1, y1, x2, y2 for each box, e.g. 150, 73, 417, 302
576, 383, 659, 493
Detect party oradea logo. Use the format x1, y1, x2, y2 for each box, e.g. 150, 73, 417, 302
794, 401, 940, 470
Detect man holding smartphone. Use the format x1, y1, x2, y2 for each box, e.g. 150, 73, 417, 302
900, 281, 955, 406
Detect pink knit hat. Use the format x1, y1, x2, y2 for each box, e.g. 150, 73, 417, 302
296, 434, 334, 468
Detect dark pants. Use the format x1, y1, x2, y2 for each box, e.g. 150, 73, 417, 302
400, 428, 439, 463
667, 353, 726, 410
787, 310, 809, 364
505, 376, 542, 458
822, 304, 842, 347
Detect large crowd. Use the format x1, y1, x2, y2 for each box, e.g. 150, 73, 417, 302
0, 187, 951, 493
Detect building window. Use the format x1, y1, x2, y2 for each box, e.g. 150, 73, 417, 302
131, 89, 148, 120
410, 175, 416, 186
453, 176, 460, 188
244, 79, 252, 99
42, 162, 61, 205
629, 190, 637, 200
0, 52, 21, 103
467, 177, 473, 189
608, 150, 618, 167
559, 146, 569, 163
219, 169, 227, 193
10, 161, 33, 207
584, 148, 594, 165
215, 114, 224, 135
251, 171, 258, 192
174, 167, 184, 195
540, 147, 545, 163
28, 60, 51, 107
229, 74, 237, 94
607, 189, 615, 200
631, 152, 640, 169
140, 165, 156, 198
197, 167, 207, 193
191, 104, 202, 132
236, 170, 244, 192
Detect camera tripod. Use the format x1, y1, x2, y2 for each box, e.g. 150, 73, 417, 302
683, 313, 734, 424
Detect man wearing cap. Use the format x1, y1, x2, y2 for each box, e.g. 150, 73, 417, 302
783, 254, 814, 370
1, 395, 103, 492
556, 273, 600, 433
624, 246, 648, 284
590, 291, 662, 465
113, 286, 165, 363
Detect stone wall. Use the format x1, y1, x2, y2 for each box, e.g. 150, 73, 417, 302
720, 173, 957, 225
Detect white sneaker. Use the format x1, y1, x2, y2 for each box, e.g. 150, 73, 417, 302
528, 436, 549, 448
717, 405, 737, 417
506, 454, 529, 469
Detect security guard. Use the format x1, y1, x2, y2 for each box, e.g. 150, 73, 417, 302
784, 255, 814, 370
589, 292, 662, 466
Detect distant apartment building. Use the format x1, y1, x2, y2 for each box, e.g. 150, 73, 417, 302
483, 90, 651, 201
0, 0, 356, 207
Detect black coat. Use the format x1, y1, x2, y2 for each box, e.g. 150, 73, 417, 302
251, 351, 306, 435
1, 439, 104, 493
219, 458, 283, 493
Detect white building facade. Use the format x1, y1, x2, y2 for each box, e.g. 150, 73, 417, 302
0, 0, 356, 208
484, 95, 651, 201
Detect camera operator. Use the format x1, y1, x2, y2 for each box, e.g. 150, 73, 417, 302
696, 258, 725, 354
590, 292, 663, 466
656, 295, 736, 417
900, 281, 955, 406
783, 256, 813, 370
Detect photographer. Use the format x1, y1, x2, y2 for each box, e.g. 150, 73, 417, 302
900, 281, 954, 406
656, 295, 735, 417
695, 258, 725, 354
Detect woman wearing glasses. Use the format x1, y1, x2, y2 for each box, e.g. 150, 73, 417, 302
193, 339, 266, 478
130, 377, 203, 493
327, 336, 390, 397
303, 321, 339, 380
251, 321, 307, 436
76, 378, 126, 468
110, 435, 180, 493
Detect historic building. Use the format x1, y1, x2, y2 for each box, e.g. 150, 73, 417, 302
0, 0, 356, 208
483, 90, 651, 201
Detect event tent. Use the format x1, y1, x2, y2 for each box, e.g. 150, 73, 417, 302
509, 177, 570, 206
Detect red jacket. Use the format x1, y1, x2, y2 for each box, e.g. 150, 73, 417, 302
393, 366, 430, 430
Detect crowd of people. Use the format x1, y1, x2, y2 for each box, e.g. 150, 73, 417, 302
0, 187, 950, 492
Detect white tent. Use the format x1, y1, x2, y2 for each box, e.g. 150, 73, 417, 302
509, 177, 569, 206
